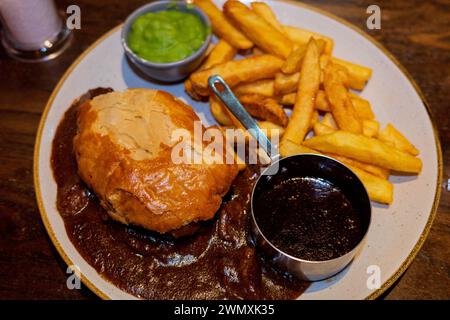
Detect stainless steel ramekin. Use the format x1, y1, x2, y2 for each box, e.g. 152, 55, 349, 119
251, 154, 372, 281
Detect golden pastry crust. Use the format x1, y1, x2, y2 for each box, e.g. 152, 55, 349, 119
73, 89, 238, 233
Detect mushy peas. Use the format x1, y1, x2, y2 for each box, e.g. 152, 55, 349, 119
127, 10, 208, 63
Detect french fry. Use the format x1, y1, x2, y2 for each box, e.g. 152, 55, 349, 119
223, 104, 246, 132
281, 43, 307, 74
280, 39, 325, 76
282, 38, 321, 144
348, 93, 375, 120
258, 121, 285, 140
345, 164, 394, 204
280, 139, 321, 157
314, 122, 389, 179
332, 57, 372, 90
280, 139, 393, 203
315, 39, 327, 55
210, 95, 233, 126
309, 123, 389, 179
303, 131, 423, 173
326, 152, 390, 179
283, 25, 334, 55
324, 63, 362, 133
283, 91, 333, 111
224, 0, 293, 58
279, 92, 296, 106
238, 94, 288, 127
320, 54, 331, 70
250, 2, 286, 35
226, 121, 284, 143
274, 72, 300, 95
185, 79, 203, 101
234, 79, 275, 97
280, 137, 390, 180
315, 90, 330, 112
316, 90, 375, 121
189, 54, 283, 96
313, 122, 335, 136
193, 0, 253, 49
362, 119, 379, 138
252, 47, 266, 55
378, 123, 420, 156
322, 112, 338, 129
185, 40, 237, 100
218, 126, 247, 171
311, 110, 320, 126
202, 39, 237, 69
210, 93, 287, 127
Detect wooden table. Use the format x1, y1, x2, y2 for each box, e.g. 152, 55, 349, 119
0, 0, 448, 299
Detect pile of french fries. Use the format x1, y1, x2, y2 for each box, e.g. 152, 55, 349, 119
186, 0, 422, 205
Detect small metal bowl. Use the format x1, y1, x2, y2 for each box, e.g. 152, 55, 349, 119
251, 154, 372, 282
121, 1, 212, 82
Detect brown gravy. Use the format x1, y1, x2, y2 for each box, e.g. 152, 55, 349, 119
50, 88, 308, 299
254, 176, 363, 261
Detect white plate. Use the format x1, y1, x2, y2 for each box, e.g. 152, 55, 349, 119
34, 0, 442, 299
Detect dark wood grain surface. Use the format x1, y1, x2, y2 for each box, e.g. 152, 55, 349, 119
0, 0, 448, 300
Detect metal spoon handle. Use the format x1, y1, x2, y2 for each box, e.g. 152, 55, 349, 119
208, 75, 273, 158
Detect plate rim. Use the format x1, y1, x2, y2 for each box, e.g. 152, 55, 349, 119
33, 0, 443, 300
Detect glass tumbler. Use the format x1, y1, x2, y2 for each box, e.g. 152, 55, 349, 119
0, 0, 72, 62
